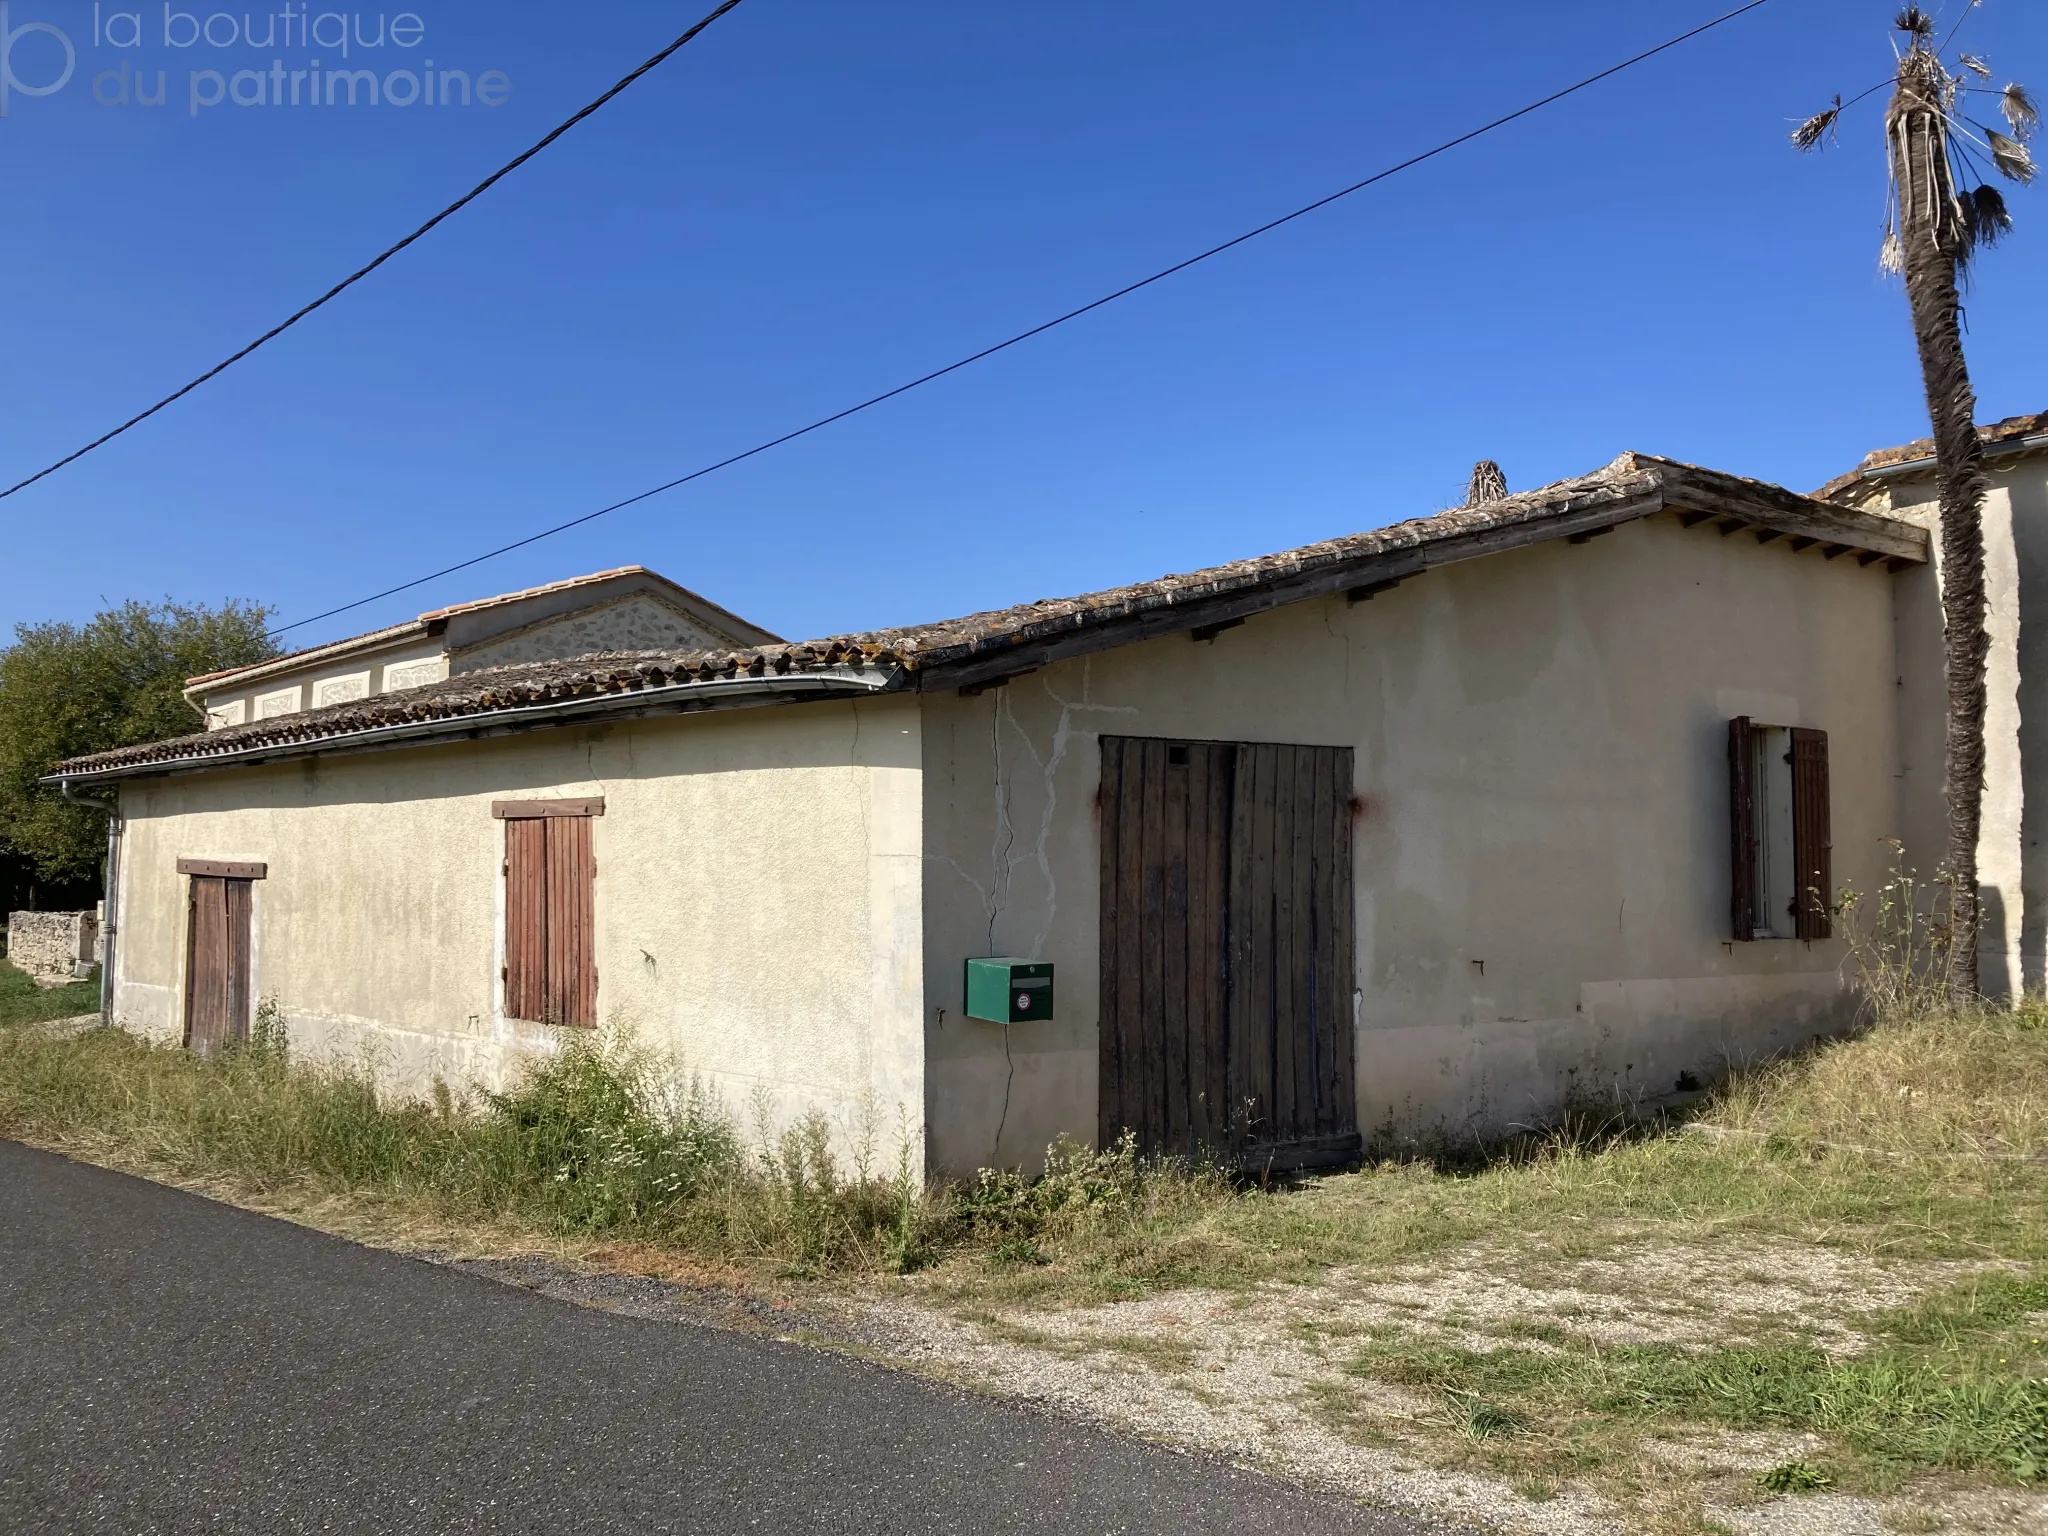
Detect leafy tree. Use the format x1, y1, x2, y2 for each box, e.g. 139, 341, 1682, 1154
0, 600, 277, 892
1796, 7, 2036, 993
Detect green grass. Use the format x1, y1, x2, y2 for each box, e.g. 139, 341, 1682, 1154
0, 958, 99, 1028
1318, 1272, 2048, 1488
0, 1023, 952, 1272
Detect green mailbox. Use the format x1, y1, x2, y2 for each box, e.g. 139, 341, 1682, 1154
964, 958, 1054, 1024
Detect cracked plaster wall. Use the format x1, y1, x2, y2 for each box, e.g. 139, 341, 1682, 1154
919, 512, 1899, 1172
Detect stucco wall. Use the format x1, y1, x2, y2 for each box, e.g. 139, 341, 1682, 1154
112, 695, 927, 1172
201, 637, 448, 729
1872, 456, 2045, 996
919, 510, 1900, 1173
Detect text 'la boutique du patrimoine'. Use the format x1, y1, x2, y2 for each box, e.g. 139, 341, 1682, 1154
86, 5, 510, 114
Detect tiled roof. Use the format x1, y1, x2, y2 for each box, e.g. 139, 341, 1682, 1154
1814, 410, 2048, 504
418, 567, 654, 623
183, 567, 690, 690
53, 453, 1925, 781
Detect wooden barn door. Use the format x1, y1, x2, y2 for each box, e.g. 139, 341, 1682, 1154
1099, 737, 1358, 1170
184, 875, 252, 1056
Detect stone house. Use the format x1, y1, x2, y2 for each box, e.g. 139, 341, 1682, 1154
48, 427, 2039, 1176
186, 566, 779, 729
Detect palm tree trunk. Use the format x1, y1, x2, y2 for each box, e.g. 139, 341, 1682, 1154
1890, 59, 1990, 995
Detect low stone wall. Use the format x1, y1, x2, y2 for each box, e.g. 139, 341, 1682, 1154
6, 910, 100, 988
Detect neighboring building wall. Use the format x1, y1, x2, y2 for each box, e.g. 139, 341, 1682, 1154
111, 695, 927, 1172
202, 638, 448, 728
1859, 453, 2047, 997
6, 910, 100, 986
453, 596, 732, 671
919, 510, 1901, 1173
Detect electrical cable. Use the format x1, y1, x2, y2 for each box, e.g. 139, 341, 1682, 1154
0, 0, 750, 504
267, 0, 1780, 638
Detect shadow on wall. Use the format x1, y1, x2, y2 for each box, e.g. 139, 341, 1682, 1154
1980, 886, 2013, 1003
2014, 469, 2048, 995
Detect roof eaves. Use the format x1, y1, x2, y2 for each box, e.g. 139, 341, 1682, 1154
78, 451, 1928, 781
889, 455, 1925, 692
1815, 410, 2048, 503
54, 661, 902, 783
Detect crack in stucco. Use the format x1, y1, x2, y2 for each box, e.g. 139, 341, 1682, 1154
997, 664, 1135, 961
988, 695, 1014, 953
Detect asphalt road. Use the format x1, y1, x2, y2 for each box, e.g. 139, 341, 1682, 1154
0, 1142, 1460, 1535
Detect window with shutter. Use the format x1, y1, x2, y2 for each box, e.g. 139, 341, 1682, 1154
1728, 717, 1756, 942
1790, 728, 1832, 941
1727, 721, 1830, 942
497, 799, 600, 1025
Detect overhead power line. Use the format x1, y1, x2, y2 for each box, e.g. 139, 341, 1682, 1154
0, 0, 751, 505
274, 0, 1780, 639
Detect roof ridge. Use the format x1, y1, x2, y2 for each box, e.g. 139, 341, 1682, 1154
60, 454, 1925, 781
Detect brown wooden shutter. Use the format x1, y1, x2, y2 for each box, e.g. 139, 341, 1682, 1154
1790, 727, 1832, 941
1728, 717, 1756, 942
546, 814, 597, 1027
504, 817, 548, 1022
502, 810, 597, 1026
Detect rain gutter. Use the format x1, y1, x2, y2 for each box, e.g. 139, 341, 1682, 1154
43, 668, 903, 787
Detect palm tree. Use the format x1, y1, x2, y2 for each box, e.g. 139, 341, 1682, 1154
1796, 7, 2036, 995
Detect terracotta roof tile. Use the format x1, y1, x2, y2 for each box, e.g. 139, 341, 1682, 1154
56, 453, 1923, 780
1814, 410, 2048, 503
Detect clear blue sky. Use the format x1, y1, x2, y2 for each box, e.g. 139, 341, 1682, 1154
0, 0, 2041, 649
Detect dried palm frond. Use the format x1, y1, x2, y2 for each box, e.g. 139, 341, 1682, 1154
1895, 6, 1935, 41
1987, 130, 2037, 183
2003, 83, 2039, 142
1960, 54, 1993, 80
1966, 184, 2013, 247
1793, 96, 1842, 151
1880, 225, 1905, 274
1950, 194, 1978, 262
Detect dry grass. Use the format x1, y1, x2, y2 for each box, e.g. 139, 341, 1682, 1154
1712, 999, 2048, 1160
0, 1024, 952, 1275
877, 999, 2048, 1531
3, 982, 2046, 1530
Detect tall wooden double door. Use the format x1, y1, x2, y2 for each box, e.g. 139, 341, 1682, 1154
1098, 736, 1360, 1170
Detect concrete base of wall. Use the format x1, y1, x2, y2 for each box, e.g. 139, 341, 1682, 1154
1360, 969, 1856, 1149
